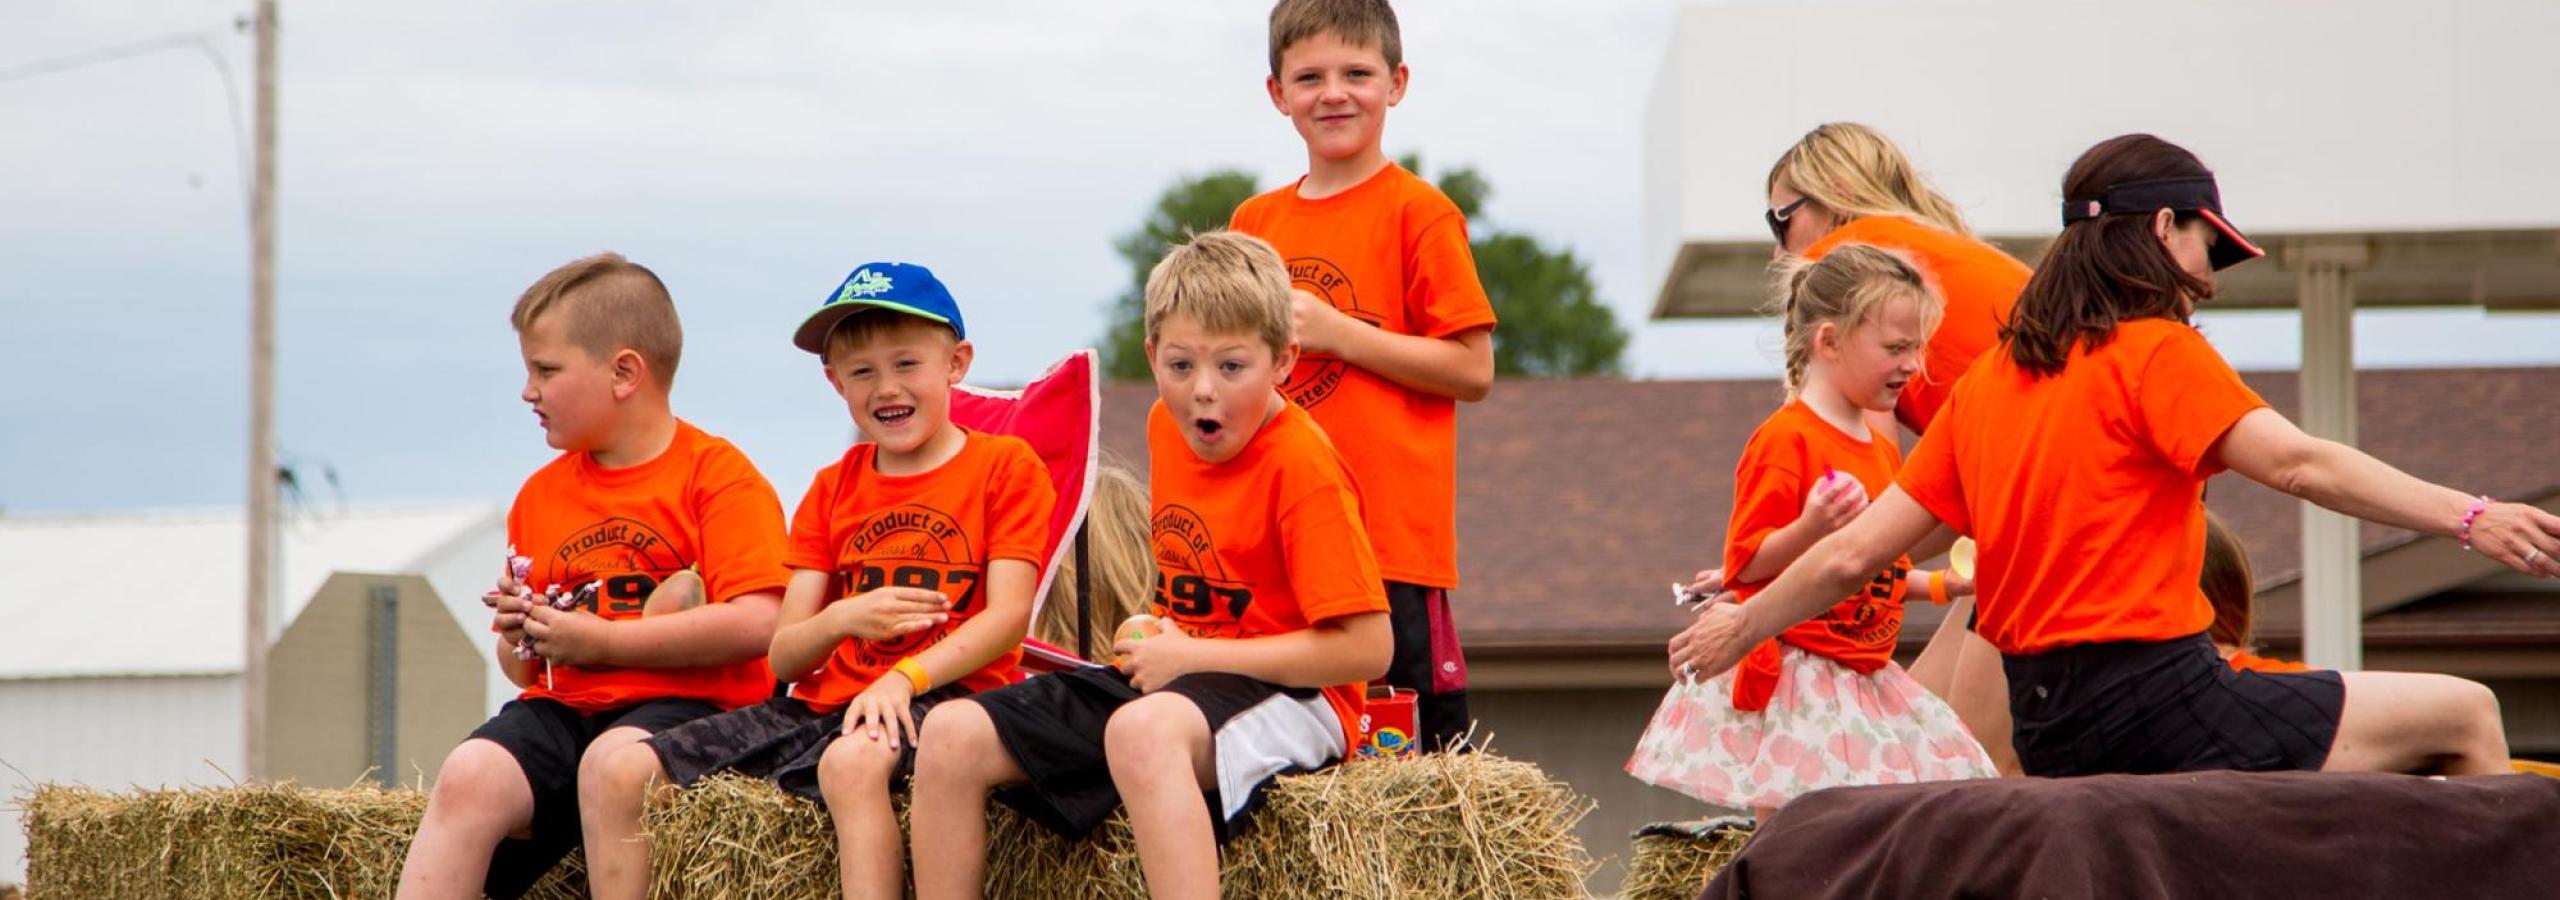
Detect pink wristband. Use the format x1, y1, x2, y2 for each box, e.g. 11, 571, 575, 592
2458, 496, 2492, 550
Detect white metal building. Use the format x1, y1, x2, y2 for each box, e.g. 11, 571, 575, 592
0, 503, 505, 882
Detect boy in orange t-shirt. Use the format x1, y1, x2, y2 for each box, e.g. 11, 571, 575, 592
1226, 0, 1497, 752
582, 264, 1055, 900
396, 254, 791, 900
907, 232, 1391, 900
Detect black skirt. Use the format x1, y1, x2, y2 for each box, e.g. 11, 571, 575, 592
2003, 632, 2344, 777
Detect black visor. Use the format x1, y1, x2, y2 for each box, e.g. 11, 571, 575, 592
2063, 174, 2264, 270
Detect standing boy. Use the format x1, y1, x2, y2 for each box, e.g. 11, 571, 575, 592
907, 232, 1392, 900
1229, 0, 1497, 750
579, 263, 1054, 900
397, 253, 790, 900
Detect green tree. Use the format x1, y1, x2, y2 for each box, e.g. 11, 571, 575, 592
1099, 169, 1262, 379
1403, 153, 1627, 377
1095, 158, 1627, 379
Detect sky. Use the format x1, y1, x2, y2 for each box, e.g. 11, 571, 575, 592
6, 0, 2558, 514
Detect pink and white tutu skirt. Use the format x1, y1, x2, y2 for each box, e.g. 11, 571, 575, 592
1626, 644, 1997, 810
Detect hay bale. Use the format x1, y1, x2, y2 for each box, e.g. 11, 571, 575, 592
20, 783, 582, 900
645, 752, 1593, 900
1618, 819, 1753, 900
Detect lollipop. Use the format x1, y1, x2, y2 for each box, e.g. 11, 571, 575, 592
1949, 537, 1977, 580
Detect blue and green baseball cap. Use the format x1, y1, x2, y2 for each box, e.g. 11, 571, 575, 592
792, 262, 968, 354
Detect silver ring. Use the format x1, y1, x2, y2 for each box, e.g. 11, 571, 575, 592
2531, 547, 2546, 564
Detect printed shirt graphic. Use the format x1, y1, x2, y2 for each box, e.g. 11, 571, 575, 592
1804, 216, 2031, 434
1146, 400, 1389, 748
1899, 319, 2269, 655
1722, 401, 1912, 711
783, 430, 1055, 713
1228, 163, 1497, 589
506, 420, 791, 712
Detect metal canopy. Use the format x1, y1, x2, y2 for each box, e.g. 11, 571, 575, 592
1649, 228, 2560, 320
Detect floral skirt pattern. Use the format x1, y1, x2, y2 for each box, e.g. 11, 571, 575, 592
1626, 645, 1998, 810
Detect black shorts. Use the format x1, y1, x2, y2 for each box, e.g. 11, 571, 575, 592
644, 687, 972, 803
1383, 581, 1472, 752
975, 666, 1346, 841
2003, 633, 2345, 778
465, 696, 722, 900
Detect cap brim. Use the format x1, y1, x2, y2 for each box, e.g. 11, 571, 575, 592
2198, 208, 2265, 270
792, 300, 961, 354
793, 305, 858, 354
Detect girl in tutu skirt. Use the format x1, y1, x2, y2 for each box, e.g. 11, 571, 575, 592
1628, 244, 1997, 819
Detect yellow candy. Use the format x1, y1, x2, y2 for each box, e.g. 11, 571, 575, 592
1949, 538, 1977, 581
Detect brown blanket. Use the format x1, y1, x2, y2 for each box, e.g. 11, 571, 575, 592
1702, 771, 2560, 899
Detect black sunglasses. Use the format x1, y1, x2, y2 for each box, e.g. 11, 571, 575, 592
1766, 196, 1812, 244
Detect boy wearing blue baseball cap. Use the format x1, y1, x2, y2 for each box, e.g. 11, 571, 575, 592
583, 263, 1056, 900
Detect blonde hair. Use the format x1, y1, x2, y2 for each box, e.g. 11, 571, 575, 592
1034, 462, 1155, 655
1769, 243, 1944, 399
1142, 230, 1294, 358
1268, 0, 1401, 76
510, 252, 684, 388
1767, 122, 1972, 238
821, 308, 959, 364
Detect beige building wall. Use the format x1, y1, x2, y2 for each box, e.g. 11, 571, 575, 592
264, 572, 484, 787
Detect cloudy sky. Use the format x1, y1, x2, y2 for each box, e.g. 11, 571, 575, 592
6, 0, 2557, 514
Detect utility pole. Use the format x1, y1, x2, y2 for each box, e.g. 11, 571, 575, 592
244, 0, 278, 782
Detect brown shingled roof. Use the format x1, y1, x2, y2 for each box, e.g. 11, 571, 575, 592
1092, 367, 2560, 654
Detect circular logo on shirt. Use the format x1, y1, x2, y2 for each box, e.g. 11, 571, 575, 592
1150, 505, 1254, 634
1281, 256, 1385, 409
544, 518, 689, 616
842, 504, 980, 656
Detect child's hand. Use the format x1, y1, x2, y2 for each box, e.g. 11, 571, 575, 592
491, 592, 533, 649
1114, 617, 1202, 693
1686, 568, 1726, 598
1802, 471, 1869, 533
642, 569, 705, 617
840, 673, 919, 750
828, 587, 951, 641
523, 604, 613, 667
1945, 571, 1975, 600
1289, 288, 1353, 355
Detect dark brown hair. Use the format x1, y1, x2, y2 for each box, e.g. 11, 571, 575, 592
2200, 510, 2256, 648
2001, 134, 2217, 377
1268, 0, 1401, 76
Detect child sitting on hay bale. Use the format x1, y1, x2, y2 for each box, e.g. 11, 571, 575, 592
906, 231, 1395, 900
1627, 245, 1997, 821
397, 253, 795, 900
583, 263, 1057, 900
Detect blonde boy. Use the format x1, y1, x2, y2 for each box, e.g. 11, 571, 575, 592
396, 253, 790, 900
581, 263, 1054, 900
1230, 0, 1498, 750
907, 232, 1393, 900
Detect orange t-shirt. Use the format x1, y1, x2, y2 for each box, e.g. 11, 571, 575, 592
1228, 163, 1498, 589
1804, 216, 2030, 434
782, 430, 1056, 713
1898, 319, 2269, 655
1723, 401, 1912, 710
1146, 400, 1390, 749
507, 419, 792, 713
2224, 649, 2313, 674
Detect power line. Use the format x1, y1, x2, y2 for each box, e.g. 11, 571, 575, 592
0, 25, 234, 86
0, 22, 255, 209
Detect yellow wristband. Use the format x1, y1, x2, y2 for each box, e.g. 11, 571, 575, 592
893, 657, 932, 694
1928, 571, 1950, 605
